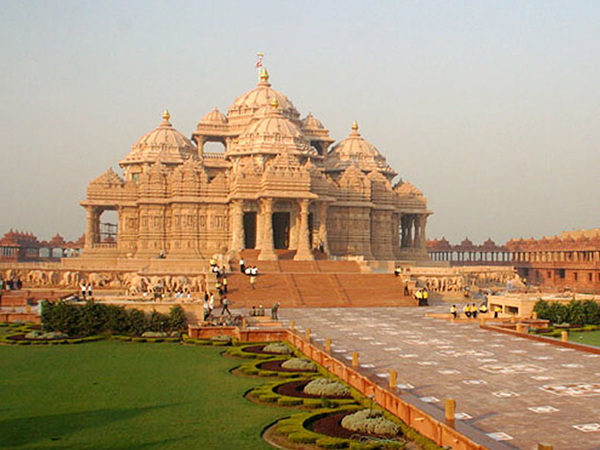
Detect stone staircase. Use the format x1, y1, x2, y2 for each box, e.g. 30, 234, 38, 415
224, 256, 416, 309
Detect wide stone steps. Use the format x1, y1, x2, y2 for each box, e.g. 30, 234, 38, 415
225, 272, 416, 309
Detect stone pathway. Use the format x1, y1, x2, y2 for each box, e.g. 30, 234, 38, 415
282, 306, 600, 450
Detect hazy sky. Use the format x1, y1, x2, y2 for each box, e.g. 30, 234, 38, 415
1, 0, 599, 244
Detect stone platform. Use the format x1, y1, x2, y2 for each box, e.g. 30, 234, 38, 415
283, 306, 600, 450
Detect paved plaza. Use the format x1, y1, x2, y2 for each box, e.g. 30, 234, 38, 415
282, 306, 600, 450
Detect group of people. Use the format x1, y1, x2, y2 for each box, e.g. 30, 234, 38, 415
0, 277, 23, 291
450, 302, 491, 319
249, 303, 280, 320
414, 288, 429, 306
203, 289, 231, 320
79, 282, 94, 300
239, 259, 259, 289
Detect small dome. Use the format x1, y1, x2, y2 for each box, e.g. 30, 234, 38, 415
395, 180, 423, 197
301, 113, 325, 130
200, 107, 228, 125
325, 122, 397, 179
120, 111, 196, 167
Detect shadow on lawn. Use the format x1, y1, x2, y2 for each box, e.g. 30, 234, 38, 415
0, 403, 187, 448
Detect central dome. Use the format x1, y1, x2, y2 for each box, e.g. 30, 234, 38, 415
227, 69, 300, 130
228, 98, 308, 155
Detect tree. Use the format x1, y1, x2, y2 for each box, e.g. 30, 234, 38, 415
583, 300, 600, 325
127, 309, 147, 336
149, 310, 169, 332
169, 306, 187, 332
567, 301, 586, 326
533, 300, 551, 320
105, 305, 129, 334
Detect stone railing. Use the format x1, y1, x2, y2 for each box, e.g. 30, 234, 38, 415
92, 242, 117, 249
203, 152, 226, 160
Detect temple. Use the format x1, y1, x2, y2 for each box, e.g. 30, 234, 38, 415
80, 69, 432, 262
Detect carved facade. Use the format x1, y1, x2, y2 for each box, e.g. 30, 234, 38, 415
81, 69, 431, 261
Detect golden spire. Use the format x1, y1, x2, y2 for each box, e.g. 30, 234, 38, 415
260, 68, 270, 82
351, 120, 359, 131
270, 97, 279, 109
162, 109, 171, 121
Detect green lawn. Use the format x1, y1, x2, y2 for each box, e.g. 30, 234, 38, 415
569, 330, 600, 347
0, 341, 287, 449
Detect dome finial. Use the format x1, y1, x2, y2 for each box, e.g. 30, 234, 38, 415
270, 97, 279, 109
162, 109, 171, 121
260, 68, 269, 82
351, 120, 359, 131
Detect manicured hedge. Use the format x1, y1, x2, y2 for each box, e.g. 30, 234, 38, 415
533, 299, 600, 325
41, 300, 187, 337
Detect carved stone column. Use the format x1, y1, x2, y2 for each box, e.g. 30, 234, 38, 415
401, 215, 409, 248
418, 214, 428, 250
407, 215, 415, 248
413, 215, 422, 249
230, 200, 244, 252
84, 206, 97, 250
318, 202, 330, 256
258, 198, 277, 260
295, 199, 314, 261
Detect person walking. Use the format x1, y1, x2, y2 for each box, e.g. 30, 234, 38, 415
222, 276, 228, 294
271, 302, 280, 320
450, 304, 457, 319
221, 296, 232, 316
239, 258, 246, 274
80, 282, 87, 300
209, 293, 215, 313
203, 297, 210, 321
250, 274, 256, 289
471, 303, 478, 319
86, 282, 93, 300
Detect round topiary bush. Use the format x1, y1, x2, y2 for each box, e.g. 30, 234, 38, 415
141, 331, 168, 338
281, 358, 316, 371
303, 378, 350, 397
340, 409, 401, 437
24, 331, 69, 340
263, 343, 292, 354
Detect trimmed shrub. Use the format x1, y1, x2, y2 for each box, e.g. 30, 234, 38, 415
304, 378, 351, 397
288, 431, 318, 444
278, 397, 303, 406
142, 331, 168, 338
281, 358, 317, 371
316, 436, 350, 449
341, 410, 401, 437
263, 342, 292, 354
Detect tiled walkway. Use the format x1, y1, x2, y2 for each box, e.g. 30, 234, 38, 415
282, 306, 600, 450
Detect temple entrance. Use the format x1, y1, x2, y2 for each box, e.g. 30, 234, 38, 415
243, 212, 256, 249
272, 212, 290, 249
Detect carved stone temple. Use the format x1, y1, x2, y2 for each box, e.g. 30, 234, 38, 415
80, 69, 431, 262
